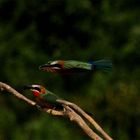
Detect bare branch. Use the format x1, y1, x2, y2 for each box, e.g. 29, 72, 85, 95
0, 82, 112, 140
40, 108, 64, 116
0, 82, 36, 106
64, 105, 102, 140
57, 99, 113, 140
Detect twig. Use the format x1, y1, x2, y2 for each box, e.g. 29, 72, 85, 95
64, 105, 102, 140
57, 99, 113, 140
0, 82, 111, 140
0, 82, 36, 106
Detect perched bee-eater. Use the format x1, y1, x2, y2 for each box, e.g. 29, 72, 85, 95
39, 59, 112, 74
24, 85, 63, 110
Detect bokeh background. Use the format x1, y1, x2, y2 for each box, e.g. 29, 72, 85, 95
0, 0, 140, 139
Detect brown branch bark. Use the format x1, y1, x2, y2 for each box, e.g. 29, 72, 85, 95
64, 105, 102, 140
57, 100, 113, 140
0, 82, 112, 140
0, 82, 36, 106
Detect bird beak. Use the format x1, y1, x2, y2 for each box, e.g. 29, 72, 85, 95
39, 64, 49, 68
39, 64, 52, 70
23, 85, 33, 90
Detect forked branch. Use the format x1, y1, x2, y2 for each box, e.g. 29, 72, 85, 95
57, 99, 113, 140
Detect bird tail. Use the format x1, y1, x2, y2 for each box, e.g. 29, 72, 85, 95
92, 59, 112, 72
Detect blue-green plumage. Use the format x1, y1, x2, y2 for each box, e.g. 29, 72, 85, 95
89, 59, 112, 71
37, 91, 63, 110
39, 59, 112, 73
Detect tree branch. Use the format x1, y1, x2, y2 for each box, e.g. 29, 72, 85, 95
57, 100, 113, 140
0, 82, 36, 106
64, 105, 102, 140
0, 82, 113, 140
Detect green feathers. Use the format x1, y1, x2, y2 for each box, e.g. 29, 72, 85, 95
64, 60, 92, 70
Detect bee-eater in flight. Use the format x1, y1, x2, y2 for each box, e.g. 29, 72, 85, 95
39, 59, 112, 74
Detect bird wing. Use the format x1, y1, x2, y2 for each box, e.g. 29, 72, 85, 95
64, 60, 92, 70
40, 91, 61, 107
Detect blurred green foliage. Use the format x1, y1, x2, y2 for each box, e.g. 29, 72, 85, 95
0, 0, 140, 139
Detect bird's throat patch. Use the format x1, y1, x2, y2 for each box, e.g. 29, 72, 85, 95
32, 90, 40, 97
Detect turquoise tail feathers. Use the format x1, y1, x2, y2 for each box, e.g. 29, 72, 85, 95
91, 59, 112, 71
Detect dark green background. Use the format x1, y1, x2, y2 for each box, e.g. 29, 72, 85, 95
0, 0, 140, 139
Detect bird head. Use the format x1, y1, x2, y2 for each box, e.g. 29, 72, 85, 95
39, 60, 64, 72
24, 84, 46, 97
